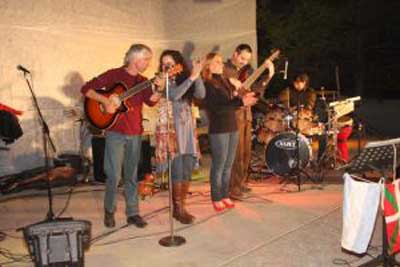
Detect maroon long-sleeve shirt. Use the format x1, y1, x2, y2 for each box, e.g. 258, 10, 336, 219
81, 67, 157, 135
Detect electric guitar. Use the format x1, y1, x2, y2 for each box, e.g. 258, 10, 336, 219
84, 64, 183, 130
232, 49, 280, 97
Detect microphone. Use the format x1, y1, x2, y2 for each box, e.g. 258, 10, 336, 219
320, 86, 326, 100
16, 65, 31, 74
283, 59, 288, 80
162, 64, 173, 72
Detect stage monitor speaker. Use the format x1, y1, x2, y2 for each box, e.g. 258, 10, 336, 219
23, 219, 91, 267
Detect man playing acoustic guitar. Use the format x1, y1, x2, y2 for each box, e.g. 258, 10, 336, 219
81, 44, 164, 228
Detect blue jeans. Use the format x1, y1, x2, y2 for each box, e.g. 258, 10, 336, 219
104, 131, 141, 217
171, 154, 196, 182
209, 131, 239, 201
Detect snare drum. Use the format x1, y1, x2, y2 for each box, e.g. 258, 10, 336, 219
265, 132, 312, 175
292, 108, 323, 136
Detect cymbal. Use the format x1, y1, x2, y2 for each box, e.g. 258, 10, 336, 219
315, 90, 337, 95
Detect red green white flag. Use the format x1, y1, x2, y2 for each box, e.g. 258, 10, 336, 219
383, 180, 400, 255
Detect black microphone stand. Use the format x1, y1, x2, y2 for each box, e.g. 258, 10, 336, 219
313, 89, 330, 182
22, 71, 57, 221
294, 96, 302, 191
290, 90, 312, 191
158, 70, 186, 247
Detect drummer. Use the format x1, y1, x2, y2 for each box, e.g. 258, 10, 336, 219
278, 73, 316, 111
278, 73, 320, 155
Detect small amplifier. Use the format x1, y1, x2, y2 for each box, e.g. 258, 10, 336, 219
23, 219, 91, 267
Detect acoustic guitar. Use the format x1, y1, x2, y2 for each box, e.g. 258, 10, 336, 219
84, 64, 183, 130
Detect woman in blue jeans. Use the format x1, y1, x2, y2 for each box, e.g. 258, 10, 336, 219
201, 53, 257, 211
156, 50, 205, 223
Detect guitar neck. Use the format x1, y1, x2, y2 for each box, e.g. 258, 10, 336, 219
116, 64, 182, 101
240, 50, 279, 93
241, 61, 269, 90
119, 79, 154, 101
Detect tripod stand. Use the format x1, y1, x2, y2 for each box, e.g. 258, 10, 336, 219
316, 101, 355, 184
280, 99, 313, 191
20, 70, 58, 221
313, 110, 340, 182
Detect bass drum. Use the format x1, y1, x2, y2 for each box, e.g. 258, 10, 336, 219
265, 132, 312, 175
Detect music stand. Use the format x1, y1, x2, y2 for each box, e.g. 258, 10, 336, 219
349, 138, 400, 179
347, 138, 400, 267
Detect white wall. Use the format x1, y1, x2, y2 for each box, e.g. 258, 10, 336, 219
0, 0, 256, 175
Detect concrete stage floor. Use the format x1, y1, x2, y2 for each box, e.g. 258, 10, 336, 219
0, 168, 391, 267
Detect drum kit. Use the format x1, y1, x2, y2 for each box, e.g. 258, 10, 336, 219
253, 94, 361, 186
255, 102, 319, 181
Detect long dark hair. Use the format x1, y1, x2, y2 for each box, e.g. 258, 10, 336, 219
201, 52, 235, 99
158, 50, 195, 102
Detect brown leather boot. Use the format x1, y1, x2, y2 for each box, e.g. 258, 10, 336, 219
172, 182, 182, 220
181, 181, 195, 222
172, 182, 194, 224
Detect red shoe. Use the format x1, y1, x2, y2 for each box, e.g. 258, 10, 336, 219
212, 201, 225, 212
222, 198, 235, 209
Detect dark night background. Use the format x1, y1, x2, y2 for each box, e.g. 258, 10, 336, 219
256, 0, 400, 100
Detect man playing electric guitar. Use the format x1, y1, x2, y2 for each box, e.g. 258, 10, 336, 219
224, 44, 276, 200
81, 44, 164, 228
